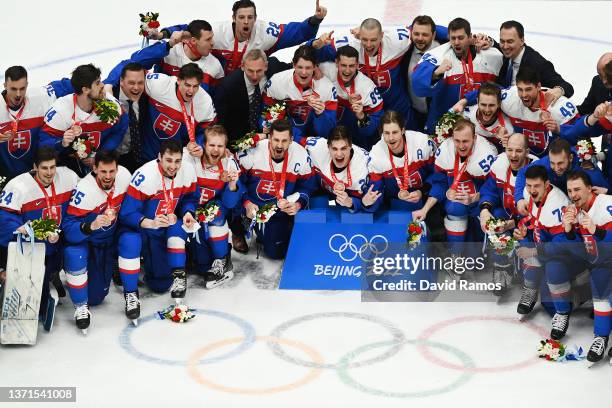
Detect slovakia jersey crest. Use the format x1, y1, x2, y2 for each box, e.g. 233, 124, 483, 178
153, 114, 181, 139
6, 129, 32, 159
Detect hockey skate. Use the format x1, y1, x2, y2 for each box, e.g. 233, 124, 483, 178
170, 269, 187, 304
491, 262, 513, 296
517, 286, 538, 319
74, 304, 90, 335
550, 313, 570, 340
587, 336, 608, 367
124, 291, 140, 326
42, 288, 59, 332
205, 257, 234, 289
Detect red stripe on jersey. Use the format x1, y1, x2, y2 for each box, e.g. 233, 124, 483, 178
248, 169, 300, 183
364, 103, 384, 114
41, 123, 64, 137
0, 116, 44, 131
359, 56, 402, 72
325, 101, 338, 110
197, 177, 225, 190
127, 185, 150, 201
369, 172, 383, 182
21, 191, 73, 213
444, 72, 497, 85
446, 229, 466, 236
599, 221, 612, 231
148, 96, 186, 124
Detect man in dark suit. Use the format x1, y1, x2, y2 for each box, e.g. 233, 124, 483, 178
214, 49, 291, 253
105, 62, 149, 173
495, 20, 574, 106
214, 49, 291, 145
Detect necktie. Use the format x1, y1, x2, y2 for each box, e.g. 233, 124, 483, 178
128, 100, 142, 164
504, 60, 514, 87
249, 83, 262, 131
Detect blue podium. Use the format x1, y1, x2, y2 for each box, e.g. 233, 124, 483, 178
279, 200, 417, 290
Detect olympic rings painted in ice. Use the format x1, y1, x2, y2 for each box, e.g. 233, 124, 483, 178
268, 312, 405, 369
416, 315, 549, 373
336, 338, 475, 398
187, 336, 324, 395
118, 309, 256, 366
328, 234, 389, 262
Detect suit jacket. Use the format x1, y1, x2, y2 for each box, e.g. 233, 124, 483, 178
578, 75, 611, 115
112, 85, 150, 137
214, 57, 291, 143
495, 44, 574, 97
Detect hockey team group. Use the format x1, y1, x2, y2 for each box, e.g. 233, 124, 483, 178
0, 0, 611, 363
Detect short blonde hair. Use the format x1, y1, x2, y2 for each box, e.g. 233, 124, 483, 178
242, 49, 268, 64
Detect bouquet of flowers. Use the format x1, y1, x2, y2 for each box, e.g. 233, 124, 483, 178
255, 202, 277, 223
430, 111, 463, 146
262, 102, 287, 129
576, 139, 596, 162
31, 218, 61, 241
158, 304, 195, 323
93, 99, 121, 125
139, 12, 160, 38
407, 221, 425, 248
485, 217, 507, 234
72, 136, 96, 159
488, 233, 517, 256
537, 339, 585, 362
231, 130, 263, 152
195, 201, 221, 224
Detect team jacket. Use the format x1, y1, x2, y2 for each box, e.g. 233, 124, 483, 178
0, 167, 78, 253
238, 139, 316, 209
0, 85, 58, 178
412, 43, 502, 132
263, 69, 337, 144
430, 135, 498, 202
318, 62, 383, 149
119, 159, 199, 234
368, 131, 436, 211
62, 166, 131, 245
182, 150, 244, 210
305, 136, 371, 212
479, 152, 538, 218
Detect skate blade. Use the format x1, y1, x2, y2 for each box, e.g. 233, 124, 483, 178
131, 319, 138, 327
206, 274, 233, 289
174, 298, 184, 305
517, 314, 528, 321
609, 357, 612, 366
81, 328, 88, 335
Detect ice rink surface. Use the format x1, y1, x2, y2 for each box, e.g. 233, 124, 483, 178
1, 1, 611, 407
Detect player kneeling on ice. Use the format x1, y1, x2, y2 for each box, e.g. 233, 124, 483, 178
118, 140, 199, 305
183, 125, 244, 288
305, 126, 374, 212
238, 119, 316, 259
562, 171, 612, 363
62, 151, 131, 332
0, 147, 78, 332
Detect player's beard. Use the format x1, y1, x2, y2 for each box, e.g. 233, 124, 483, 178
98, 178, 115, 190
205, 151, 221, 165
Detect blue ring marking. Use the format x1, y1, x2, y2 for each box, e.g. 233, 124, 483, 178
118, 308, 257, 366
2, 25, 609, 82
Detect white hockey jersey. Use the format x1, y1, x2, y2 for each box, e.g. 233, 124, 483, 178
369, 131, 435, 192
263, 69, 338, 126
182, 150, 241, 205
500, 86, 578, 155
304, 136, 370, 196
522, 184, 569, 242
435, 135, 498, 195
488, 152, 537, 213
0, 85, 57, 168
331, 26, 411, 93
419, 43, 502, 97
66, 166, 131, 218
318, 62, 383, 121
463, 105, 514, 151
238, 139, 315, 206
0, 167, 79, 225
160, 44, 225, 87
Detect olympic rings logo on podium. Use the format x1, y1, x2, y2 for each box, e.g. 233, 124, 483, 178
328, 234, 389, 262
120, 311, 549, 398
